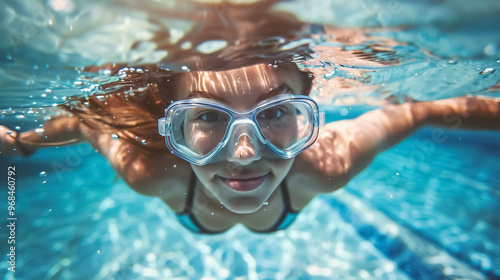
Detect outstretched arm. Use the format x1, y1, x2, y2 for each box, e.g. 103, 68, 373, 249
0, 116, 84, 156
292, 96, 499, 193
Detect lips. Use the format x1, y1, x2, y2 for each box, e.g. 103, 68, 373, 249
218, 174, 268, 192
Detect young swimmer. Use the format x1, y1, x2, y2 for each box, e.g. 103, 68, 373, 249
1, 61, 499, 234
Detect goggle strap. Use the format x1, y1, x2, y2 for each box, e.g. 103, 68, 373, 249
158, 118, 166, 136
319, 112, 325, 127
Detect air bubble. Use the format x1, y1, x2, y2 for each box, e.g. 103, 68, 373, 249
15, 126, 21, 130
181, 65, 190, 72
447, 60, 457, 65
173, 165, 177, 168
35, 128, 45, 135
39, 171, 47, 177
263, 201, 269, 205
111, 134, 119, 140
340, 108, 349, 116
141, 139, 147, 145
479, 68, 495, 75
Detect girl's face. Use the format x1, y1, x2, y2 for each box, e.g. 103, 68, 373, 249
175, 63, 307, 214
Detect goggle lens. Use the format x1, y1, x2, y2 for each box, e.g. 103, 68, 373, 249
160, 95, 323, 165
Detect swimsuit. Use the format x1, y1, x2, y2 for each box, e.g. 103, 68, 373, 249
175, 172, 299, 234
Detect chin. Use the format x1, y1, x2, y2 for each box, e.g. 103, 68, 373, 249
222, 197, 265, 214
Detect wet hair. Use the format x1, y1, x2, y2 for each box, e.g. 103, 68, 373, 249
62, 1, 315, 155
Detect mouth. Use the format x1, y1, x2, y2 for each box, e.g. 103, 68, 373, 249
218, 173, 268, 192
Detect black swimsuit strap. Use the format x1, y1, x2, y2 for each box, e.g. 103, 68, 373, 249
182, 171, 222, 234
180, 171, 198, 215
279, 179, 298, 214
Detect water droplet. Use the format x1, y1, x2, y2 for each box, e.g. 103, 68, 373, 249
35, 128, 45, 136
396, 172, 400, 176
340, 108, 349, 116
42, 181, 47, 184
483, 43, 499, 56
7, 130, 13, 135
263, 201, 269, 205
49, 209, 52, 211
111, 134, 119, 140
135, 136, 139, 141
479, 68, 495, 75
273, 65, 278, 68
141, 139, 147, 145
97, 250, 101, 254
173, 165, 177, 168
41, 93, 47, 97
39, 171, 47, 177
447, 60, 457, 64
181, 65, 190, 72
211, 212, 214, 215
389, 194, 394, 198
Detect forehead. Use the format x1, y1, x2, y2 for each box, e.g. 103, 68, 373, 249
175, 64, 304, 109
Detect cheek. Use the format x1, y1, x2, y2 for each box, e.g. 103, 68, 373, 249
191, 164, 215, 183
268, 158, 294, 178
261, 119, 298, 149
185, 124, 225, 155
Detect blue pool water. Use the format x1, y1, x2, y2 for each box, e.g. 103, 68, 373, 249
1, 0, 500, 279
1, 119, 499, 279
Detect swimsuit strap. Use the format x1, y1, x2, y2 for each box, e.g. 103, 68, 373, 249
182, 170, 198, 214
178, 171, 222, 234
279, 178, 299, 214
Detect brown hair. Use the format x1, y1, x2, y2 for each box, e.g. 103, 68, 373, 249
62, 1, 315, 155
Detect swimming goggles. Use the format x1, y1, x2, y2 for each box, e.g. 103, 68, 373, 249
158, 94, 325, 165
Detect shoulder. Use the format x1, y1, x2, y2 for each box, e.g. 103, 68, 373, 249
288, 122, 355, 194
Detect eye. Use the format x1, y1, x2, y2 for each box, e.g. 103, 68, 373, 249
198, 111, 227, 122
258, 107, 285, 120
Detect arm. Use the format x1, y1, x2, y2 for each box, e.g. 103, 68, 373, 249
0, 116, 84, 156
292, 96, 499, 193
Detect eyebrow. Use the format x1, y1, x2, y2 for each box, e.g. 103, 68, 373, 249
186, 83, 293, 102
255, 83, 293, 103
187, 91, 225, 101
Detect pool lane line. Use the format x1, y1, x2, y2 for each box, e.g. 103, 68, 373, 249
320, 191, 486, 280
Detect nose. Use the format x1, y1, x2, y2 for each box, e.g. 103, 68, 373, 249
227, 133, 261, 165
